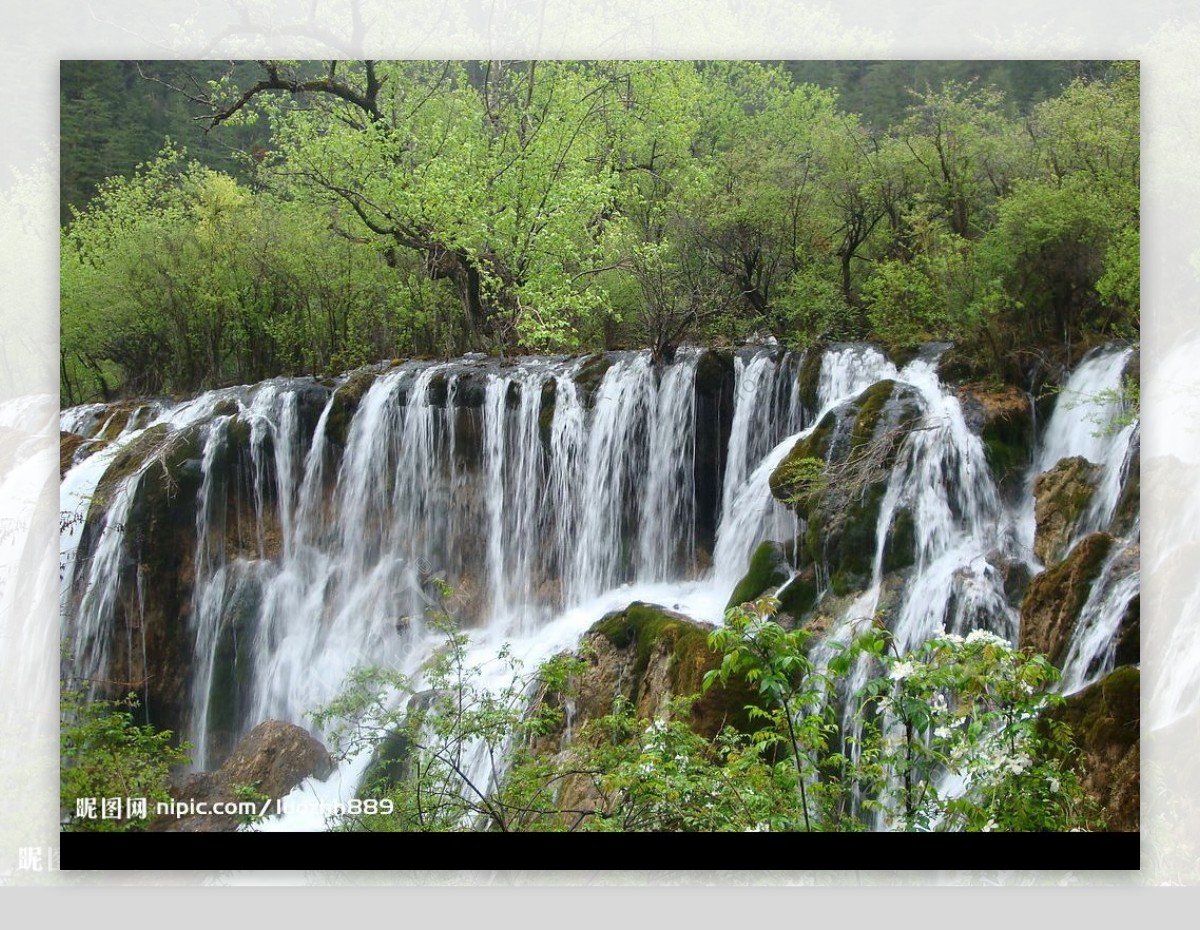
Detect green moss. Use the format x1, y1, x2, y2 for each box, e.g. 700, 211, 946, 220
886, 345, 922, 369
360, 731, 413, 795
833, 481, 886, 590
97, 404, 135, 442
87, 423, 171, 519
882, 507, 916, 574
978, 392, 1033, 490
769, 411, 836, 508
777, 567, 818, 619
796, 347, 824, 413
983, 435, 1023, 485
726, 541, 792, 610
592, 601, 760, 737
324, 368, 380, 448
593, 602, 705, 691
849, 379, 896, 453
1058, 666, 1140, 751
574, 354, 614, 406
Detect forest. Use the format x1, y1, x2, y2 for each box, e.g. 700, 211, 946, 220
58, 60, 1140, 841
60, 60, 1138, 405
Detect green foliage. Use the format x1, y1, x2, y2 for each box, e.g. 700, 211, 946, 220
576, 696, 803, 832
60, 687, 191, 832
704, 596, 834, 831
311, 592, 1099, 833
60, 61, 1138, 398
841, 625, 1099, 831
310, 613, 586, 832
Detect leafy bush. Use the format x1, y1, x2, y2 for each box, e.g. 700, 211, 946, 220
60, 688, 191, 832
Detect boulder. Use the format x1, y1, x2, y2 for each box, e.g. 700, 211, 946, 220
726, 540, 793, 610
1020, 532, 1113, 666
60, 431, 91, 477
1033, 456, 1102, 565
152, 720, 334, 832
770, 380, 921, 597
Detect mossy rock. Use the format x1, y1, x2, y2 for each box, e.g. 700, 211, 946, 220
574, 354, 615, 406
86, 423, 171, 520
1114, 593, 1140, 667
848, 379, 896, 453
324, 368, 381, 449
360, 731, 413, 796
881, 507, 916, 574
97, 403, 138, 441
538, 378, 558, 437
1033, 456, 1103, 565
1109, 432, 1140, 538
956, 382, 1034, 493
60, 431, 92, 477
828, 482, 887, 595
776, 564, 819, 621
1020, 532, 1114, 666
427, 372, 450, 407
694, 349, 734, 398
769, 411, 836, 508
1045, 666, 1139, 832
796, 347, 825, 414
202, 569, 263, 765
726, 540, 792, 610
591, 601, 759, 737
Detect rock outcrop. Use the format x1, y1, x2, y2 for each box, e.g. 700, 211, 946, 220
1020, 532, 1113, 667
1046, 667, 1140, 832
152, 720, 334, 832
528, 601, 758, 818
1033, 455, 1102, 565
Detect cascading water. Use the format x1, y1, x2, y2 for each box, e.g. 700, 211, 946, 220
59, 341, 1139, 828
1018, 346, 1140, 695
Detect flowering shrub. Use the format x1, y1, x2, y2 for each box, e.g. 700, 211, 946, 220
848, 625, 1098, 831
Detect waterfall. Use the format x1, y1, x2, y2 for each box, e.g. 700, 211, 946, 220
1021, 346, 1137, 557
59, 341, 1139, 828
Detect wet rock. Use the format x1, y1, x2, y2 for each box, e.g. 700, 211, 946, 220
956, 382, 1034, 494
1033, 456, 1102, 565
60, 431, 92, 477
693, 350, 735, 553
324, 367, 381, 449
770, 380, 921, 597
1045, 667, 1139, 832
527, 601, 760, 818
153, 721, 333, 832
726, 540, 792, 610
1020, 532, 1113, 666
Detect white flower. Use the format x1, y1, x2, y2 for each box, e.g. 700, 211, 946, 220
981, 819, 998, 832
934, 726, 952, 739
1048, 776, 1061, 793
889, 661, 915, 681
966, 629, 1004, 645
